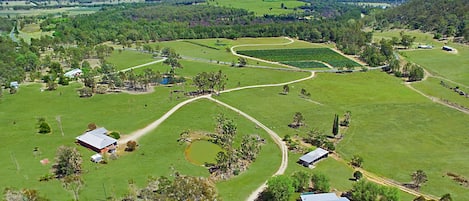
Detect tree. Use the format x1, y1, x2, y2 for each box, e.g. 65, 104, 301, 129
239, 135, 261, 161
332, 114, 339, 137
291, 171, 310, 192
3, 188, 49, 201
37, 118, 51, 134
408, 64, 424, 82
351, 180, 398, 201
282, 84, 289, 95
267, 175, 294, 201
52, 146, 82, 178
413, 196, 427, 201
351, 155, 363, 167
237, 57, 247, 67
411, 170, 428, 190
289, 112, 304, 128
62, 175, 83, 201
311, 172, 329, 193
440, 193, 452, 201
400, 31, 416, 49
125, 140, 138, 152
353, 171, 363, 181
300, 88, 311, 97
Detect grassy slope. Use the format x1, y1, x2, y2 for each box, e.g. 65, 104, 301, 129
106, 50, 156, 71
0, 83, 182, 200
413, 77, 469, 109
215, 71, 469, 200
373, 30, 469, 86
211, 0, 306, 16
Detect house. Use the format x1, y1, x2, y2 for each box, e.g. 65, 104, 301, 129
300, 192, 350, 201
10, 81, 19, 89
76, 127, 117, 153
64, 69, 83, 78
298, 148, 328, 167
91, 153, 103, 163
442, 46, 455, 52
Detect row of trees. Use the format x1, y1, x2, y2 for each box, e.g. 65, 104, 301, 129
265, 171, 330, 201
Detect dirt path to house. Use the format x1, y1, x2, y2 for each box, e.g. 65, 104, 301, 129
329, 153, 440, 200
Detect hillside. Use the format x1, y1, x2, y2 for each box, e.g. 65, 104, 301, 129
374, 0, 469, 40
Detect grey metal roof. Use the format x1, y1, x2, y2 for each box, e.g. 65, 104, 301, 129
299, 148, 328, 164
76, 127, 117, 150
300, 193, 350, 201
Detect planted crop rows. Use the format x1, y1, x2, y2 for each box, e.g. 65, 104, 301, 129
237, 48, 360, 68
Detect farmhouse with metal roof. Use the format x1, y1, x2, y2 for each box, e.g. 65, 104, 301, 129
76, 127, 117, 153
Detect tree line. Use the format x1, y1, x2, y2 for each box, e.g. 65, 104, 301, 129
372, 0, 469, 41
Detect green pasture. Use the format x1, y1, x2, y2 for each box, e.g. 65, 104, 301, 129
159, 37, 292, 68
215, 71, 469, 200
106, 50, 156, 71
129, 59, 309, 90
185, 140, 223, 165
413, 77, 469, 109
210, 0, 306, 16
0, 82, 185, 200
237, 48, 361, 67
402, 43, 469, 86
0, 7, 100, 17
372, 29, 435, 45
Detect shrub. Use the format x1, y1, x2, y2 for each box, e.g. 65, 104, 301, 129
125, 140, 138, 152
109, 131, 120, 139
38, 122, 51, 134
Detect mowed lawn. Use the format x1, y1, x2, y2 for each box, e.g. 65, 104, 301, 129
215, 71, 469, 200
106, 50, 156, 71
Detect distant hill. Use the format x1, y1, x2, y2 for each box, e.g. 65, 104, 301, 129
375, 0, 469, 40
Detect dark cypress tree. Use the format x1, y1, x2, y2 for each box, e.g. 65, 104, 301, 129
332, 114, 339, 137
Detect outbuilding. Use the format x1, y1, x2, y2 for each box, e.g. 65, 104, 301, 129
442, 46, 455, 52
298, 148, 328, 167
64, 69, 83, 78
300, 192, 350, 201
76, 127, 117, 153
10, 81, 19, 89
91, 153, 103, 163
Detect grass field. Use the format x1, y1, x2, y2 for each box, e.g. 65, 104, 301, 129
0, 7, 100, 17
211, 0, 306, 16
402, 43, 469, 86
185, 140, 223, 165
215, 71, 469, 200
413, 77, 469, 109
106, 50, 156, 71
237, 48, 361, 67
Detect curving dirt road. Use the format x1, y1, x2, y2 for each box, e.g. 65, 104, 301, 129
206, 97, 288, 201
231, 37, 298, 69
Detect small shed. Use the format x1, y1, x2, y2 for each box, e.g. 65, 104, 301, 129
91, 153, 103, 163
10, 81, 19, 89
300, 192, 350, 201
298, 148, 328, 167
442, 46, 455, 51
417, 45, 433, 49
64, 69, 83, 78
